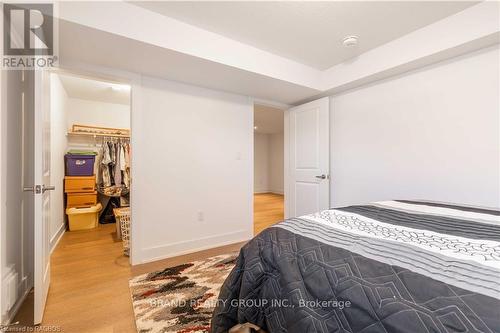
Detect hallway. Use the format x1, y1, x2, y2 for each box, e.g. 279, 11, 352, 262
254, 193, 285, 235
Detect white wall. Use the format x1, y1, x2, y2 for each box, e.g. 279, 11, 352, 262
49, 74, 69, 250
66, 96, 131, 152
132, 77, 253, 263
254, 133, 284, 194
66, 98, 130, 130
254, 133, 269, 193
269, 133, 284, 194
330, 45, 500, 208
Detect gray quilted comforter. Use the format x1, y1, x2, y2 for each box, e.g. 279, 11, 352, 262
211, 200, 500, 333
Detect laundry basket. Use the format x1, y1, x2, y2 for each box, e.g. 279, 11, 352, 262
114, 208, 131, 256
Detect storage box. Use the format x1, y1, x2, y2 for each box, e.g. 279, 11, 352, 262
67, 191, 97, 208
64, 176, 96, 193
65, 154, 95, 176
66, 203, 102, 231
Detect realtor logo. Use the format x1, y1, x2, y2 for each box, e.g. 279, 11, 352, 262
2, 3, 57, 68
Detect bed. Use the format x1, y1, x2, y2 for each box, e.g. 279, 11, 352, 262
211, 200, 500, 333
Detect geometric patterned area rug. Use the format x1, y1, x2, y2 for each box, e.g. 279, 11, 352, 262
129, 253, 238, 333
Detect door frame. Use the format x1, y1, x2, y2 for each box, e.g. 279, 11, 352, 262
43, 66, 138, 264
252, 99, 289, 229
0, 57, 4, 324
284, 108, 290, 218
34, 68, 51, 325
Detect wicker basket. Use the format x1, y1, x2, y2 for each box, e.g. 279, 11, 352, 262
115, 208, 131, 256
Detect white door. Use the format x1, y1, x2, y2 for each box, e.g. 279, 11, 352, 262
285, 97, 329, 218
33, 69, 52, 324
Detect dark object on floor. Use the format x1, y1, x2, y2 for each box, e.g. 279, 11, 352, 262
99, 197, 120, 224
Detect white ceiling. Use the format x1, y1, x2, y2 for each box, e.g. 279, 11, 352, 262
58, 73, 131, 105
132, 1, 477, 70
254, 104, 284, 134
57, 2, 494, 105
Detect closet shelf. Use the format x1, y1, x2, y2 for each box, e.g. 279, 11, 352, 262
67, 124, 130, 139
67, 131, 130, 139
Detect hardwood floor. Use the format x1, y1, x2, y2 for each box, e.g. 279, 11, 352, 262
23, 193, 282, 332
254, 193, 284, 235
40, 224, 245, 333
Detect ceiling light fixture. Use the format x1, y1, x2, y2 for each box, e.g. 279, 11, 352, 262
342, 35, 359, 48
254, 126, 258, 130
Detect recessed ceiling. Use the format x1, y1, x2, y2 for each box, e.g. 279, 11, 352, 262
58, 20, 321, 105
132, 1, 477, 70
254, 104, 284, 134
57, 73, 131, 105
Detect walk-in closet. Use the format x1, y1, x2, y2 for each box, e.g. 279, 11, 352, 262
49, 72, 132, 256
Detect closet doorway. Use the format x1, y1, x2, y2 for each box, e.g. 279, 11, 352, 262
49, 71, 132, 263
253, 104, 285, 234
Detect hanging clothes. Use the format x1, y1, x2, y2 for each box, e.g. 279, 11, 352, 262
100, 142, 112, 187
94, 149, 103, 184
114, 142, 122, 186
119, 144, 126, 172
97, 138, 131, 190
108, 141, 116, 185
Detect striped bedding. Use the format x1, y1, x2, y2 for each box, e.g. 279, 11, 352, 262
211, 200, 500, 333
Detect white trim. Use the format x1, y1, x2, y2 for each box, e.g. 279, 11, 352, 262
0, 36, 3, 324
254, 190, 284, 195
49, 223, 65, 253
254, 190, 270, 194
50, 63, 140, 266
129, 79, 141, 266
252, 98, 290, 110
283, 109, 290, 219
139, 230, 250, 264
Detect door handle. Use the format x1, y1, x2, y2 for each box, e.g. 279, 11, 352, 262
42, 185, 55, 193
24, 185, 42, 193
315, 174, 327, 180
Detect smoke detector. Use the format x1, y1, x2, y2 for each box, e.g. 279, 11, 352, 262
342, 36, 359, 47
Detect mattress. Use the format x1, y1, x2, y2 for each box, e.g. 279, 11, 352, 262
211, 200, 500, 333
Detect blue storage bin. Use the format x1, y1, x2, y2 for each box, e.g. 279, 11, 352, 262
65, 154, 95, 176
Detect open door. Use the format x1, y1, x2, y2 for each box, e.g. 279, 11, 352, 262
285, 97, 329, 218
32, 69, 52, 324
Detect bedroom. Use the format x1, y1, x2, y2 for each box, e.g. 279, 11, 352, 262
0, 1, 498, 332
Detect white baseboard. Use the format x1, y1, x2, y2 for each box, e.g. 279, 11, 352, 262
254, 190, 284, 195
50, 223, 66, 253
139, 230, 251, 264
